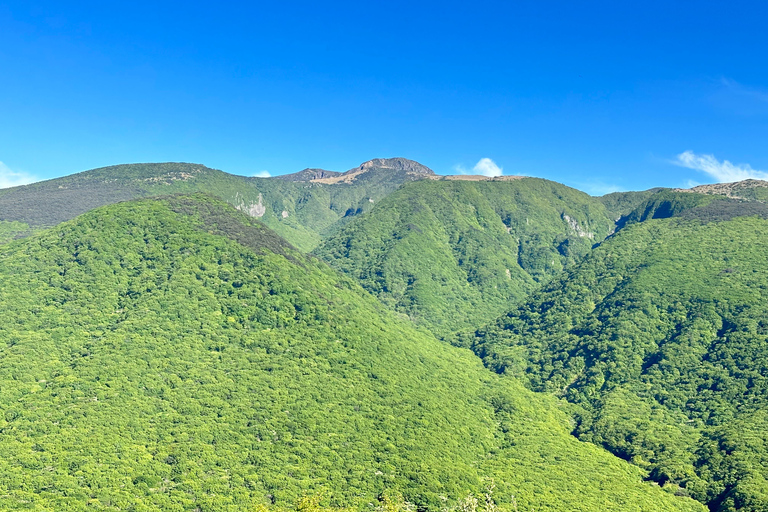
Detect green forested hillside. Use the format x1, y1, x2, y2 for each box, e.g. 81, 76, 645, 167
314, 178, 614, 335
0, 159, 433, 251
615, 190, 726, 228
0, 195, 703, 512
464, 209, 768, 511
597, 188, 662, 221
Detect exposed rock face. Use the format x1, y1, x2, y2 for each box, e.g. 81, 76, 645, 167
237, 193, 266, 218
562, 213, 595, 239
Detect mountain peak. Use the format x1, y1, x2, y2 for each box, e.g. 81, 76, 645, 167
354, 157, 435, 175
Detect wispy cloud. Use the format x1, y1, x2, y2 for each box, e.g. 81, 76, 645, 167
0, 161, 37, 189
252, 170, 271, 178
719, 77, 768, 103
452, 164, 469, 174
453, 157, 503, 177
674, 151, 768, 182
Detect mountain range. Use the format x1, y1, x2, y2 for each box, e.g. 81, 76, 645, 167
1, 158, 767, 511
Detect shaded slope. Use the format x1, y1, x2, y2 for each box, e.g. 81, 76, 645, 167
616, 189, 726, 229
613, 188, 768, 236
315, 178, 615, 335
0, 195, 703, 512
465, 212, 768, 510
598, 188, 662, 221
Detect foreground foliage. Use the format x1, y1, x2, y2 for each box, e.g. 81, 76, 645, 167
0, 195, 702, 511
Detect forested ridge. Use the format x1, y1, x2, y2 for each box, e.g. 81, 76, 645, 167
463, 211, 768, 511
314, 178, 614, 335
0, 195, 703, 511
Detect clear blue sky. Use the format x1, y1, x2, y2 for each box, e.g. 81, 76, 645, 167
2, 1, 768, 194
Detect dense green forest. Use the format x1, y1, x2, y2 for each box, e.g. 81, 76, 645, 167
314, 178, 615, 335
0, 195, 703, 511
461, 203, 768, 511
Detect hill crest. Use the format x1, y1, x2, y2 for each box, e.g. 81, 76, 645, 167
674, 178, 768, 199
309, 157, 435, 184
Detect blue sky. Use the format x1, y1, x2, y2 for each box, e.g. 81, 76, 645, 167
2, 1, 768, 194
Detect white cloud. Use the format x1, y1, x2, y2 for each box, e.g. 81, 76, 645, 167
472, 157, 503, 177
452, 158, 503, 177
674, 151, 768, 182
0, 161, 37, 189
252, 170, 271, 178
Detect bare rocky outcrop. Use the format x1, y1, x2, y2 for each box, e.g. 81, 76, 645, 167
562, 213, 595, 239
236, 192, 266, 218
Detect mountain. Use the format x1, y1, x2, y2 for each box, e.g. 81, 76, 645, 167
0, 158, 435, 251
276, 158, 434, 184
274, 168, 342, 182
677, 179, 768, 201
314, 178, 615, 335
0, 194, 703, 512
462, 203, 768, 510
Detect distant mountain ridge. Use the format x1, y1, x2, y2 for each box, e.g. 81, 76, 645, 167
0, 158, 436, 251
275, 158, 434, 184
275, 168, 340, 182
675, 179, 768, 201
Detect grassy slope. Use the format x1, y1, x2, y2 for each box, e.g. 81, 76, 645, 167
466, 211, 768, 511
314, 178, 615, 336
0, 195, 702, 512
